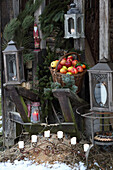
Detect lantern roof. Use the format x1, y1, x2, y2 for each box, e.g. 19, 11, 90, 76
67, 3, 80, 14
88, 58, 113, 72
3, 40, 18, 53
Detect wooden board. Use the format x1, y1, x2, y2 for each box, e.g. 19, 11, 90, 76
99, 0, 110, 60
9, 111, 78, 135
6, 86, 30, 123
16, 86, 38, 101
52, 89, 87, 139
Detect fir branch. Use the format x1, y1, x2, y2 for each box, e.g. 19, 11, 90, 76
3, 18, 21, 42
3, 0, 43, 51
23, 53, 34, 63
22, 15, 34, 31
18, 0, 43, 21
39, 0, 70, 48
22, 36, 33, 48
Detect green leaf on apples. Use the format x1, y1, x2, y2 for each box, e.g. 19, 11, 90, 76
75, 62, 81, 67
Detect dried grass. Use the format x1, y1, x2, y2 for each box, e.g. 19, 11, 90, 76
0, 134, 113, 169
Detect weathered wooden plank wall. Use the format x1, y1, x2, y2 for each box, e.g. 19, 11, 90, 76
99, 0, 110, 60
0, 0, 1, 69
34, 0, 46, 49
13, 0, 19, 18
1, 0, 28, 147
1, 0, 14, 29
73, 0, 85, 51
3, 89, 17, 147
1, 0, 14, 147
85, 0, 99, 63
110, 2, 113, 61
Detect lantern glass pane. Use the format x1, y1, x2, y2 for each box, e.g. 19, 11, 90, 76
91, 73, 108, 108
68, 18, 75, 34
6, 54, 18, 81
19, 52, 24, 80
77, 17, 81, 34
94, 83, 107, 106
30, 102, 40, 123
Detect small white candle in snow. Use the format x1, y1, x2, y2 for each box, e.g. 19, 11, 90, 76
71, 137, 77, 145
84, 144, 89, 152
18, 141, 24, 149
31, 135, 37, 143
57, 131, 63, 139
44, 130, 50, 138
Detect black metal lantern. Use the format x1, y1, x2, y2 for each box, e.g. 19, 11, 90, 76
3, 40, 25, 85
64, 3, 85, 39
88, 58, 113, 112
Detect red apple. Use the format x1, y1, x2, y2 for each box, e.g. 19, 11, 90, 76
60, 67, 67, 74
72, 60, 78, 66
65, 61, 72, 67
57, 64, 62, 71
67, 66, 73, 72
67, 58, 72, 62
71, 67, 78, 74
76, 66, 83, 72
60, 58, 67, 66
67, 55, 73, 60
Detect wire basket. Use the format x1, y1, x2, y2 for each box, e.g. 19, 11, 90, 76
49, 52, 87, 93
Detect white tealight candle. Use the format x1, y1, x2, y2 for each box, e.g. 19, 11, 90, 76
44, 130, 50, 138
31, 135, 37, 143
57, 131, 63, 139
18, 141, 24, 149
71, 28, 75, 34
71, 137, 77, 145
84, 144, 89, 152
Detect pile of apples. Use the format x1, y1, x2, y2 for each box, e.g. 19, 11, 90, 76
50, 55, 86, 75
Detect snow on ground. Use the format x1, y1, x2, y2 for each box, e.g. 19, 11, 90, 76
0, 159, 86, 170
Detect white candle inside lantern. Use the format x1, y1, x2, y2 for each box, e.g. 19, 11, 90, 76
71, 28, 75, 34
31, 135, 37, 143
18, 141, 24, 149
44, 130, 50, 138
71, 137, 77, 145
84, 144, 89, 152
57, 131, 63, 139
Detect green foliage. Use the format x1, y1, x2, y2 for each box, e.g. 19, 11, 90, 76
3, 0, 43, 61
35, 47, 80, 121
3, 18, 21, 42
81, 62, 90, 69
55, 75, 78, 93
35, 47, 57, 120
51, 82, 61, 89
23, 52, 34, 63
62, 75, 75, 87
18, 0, 43, 21
22, 15, 34, 31
39, 0, 70, 48
35, 46, 80, 120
